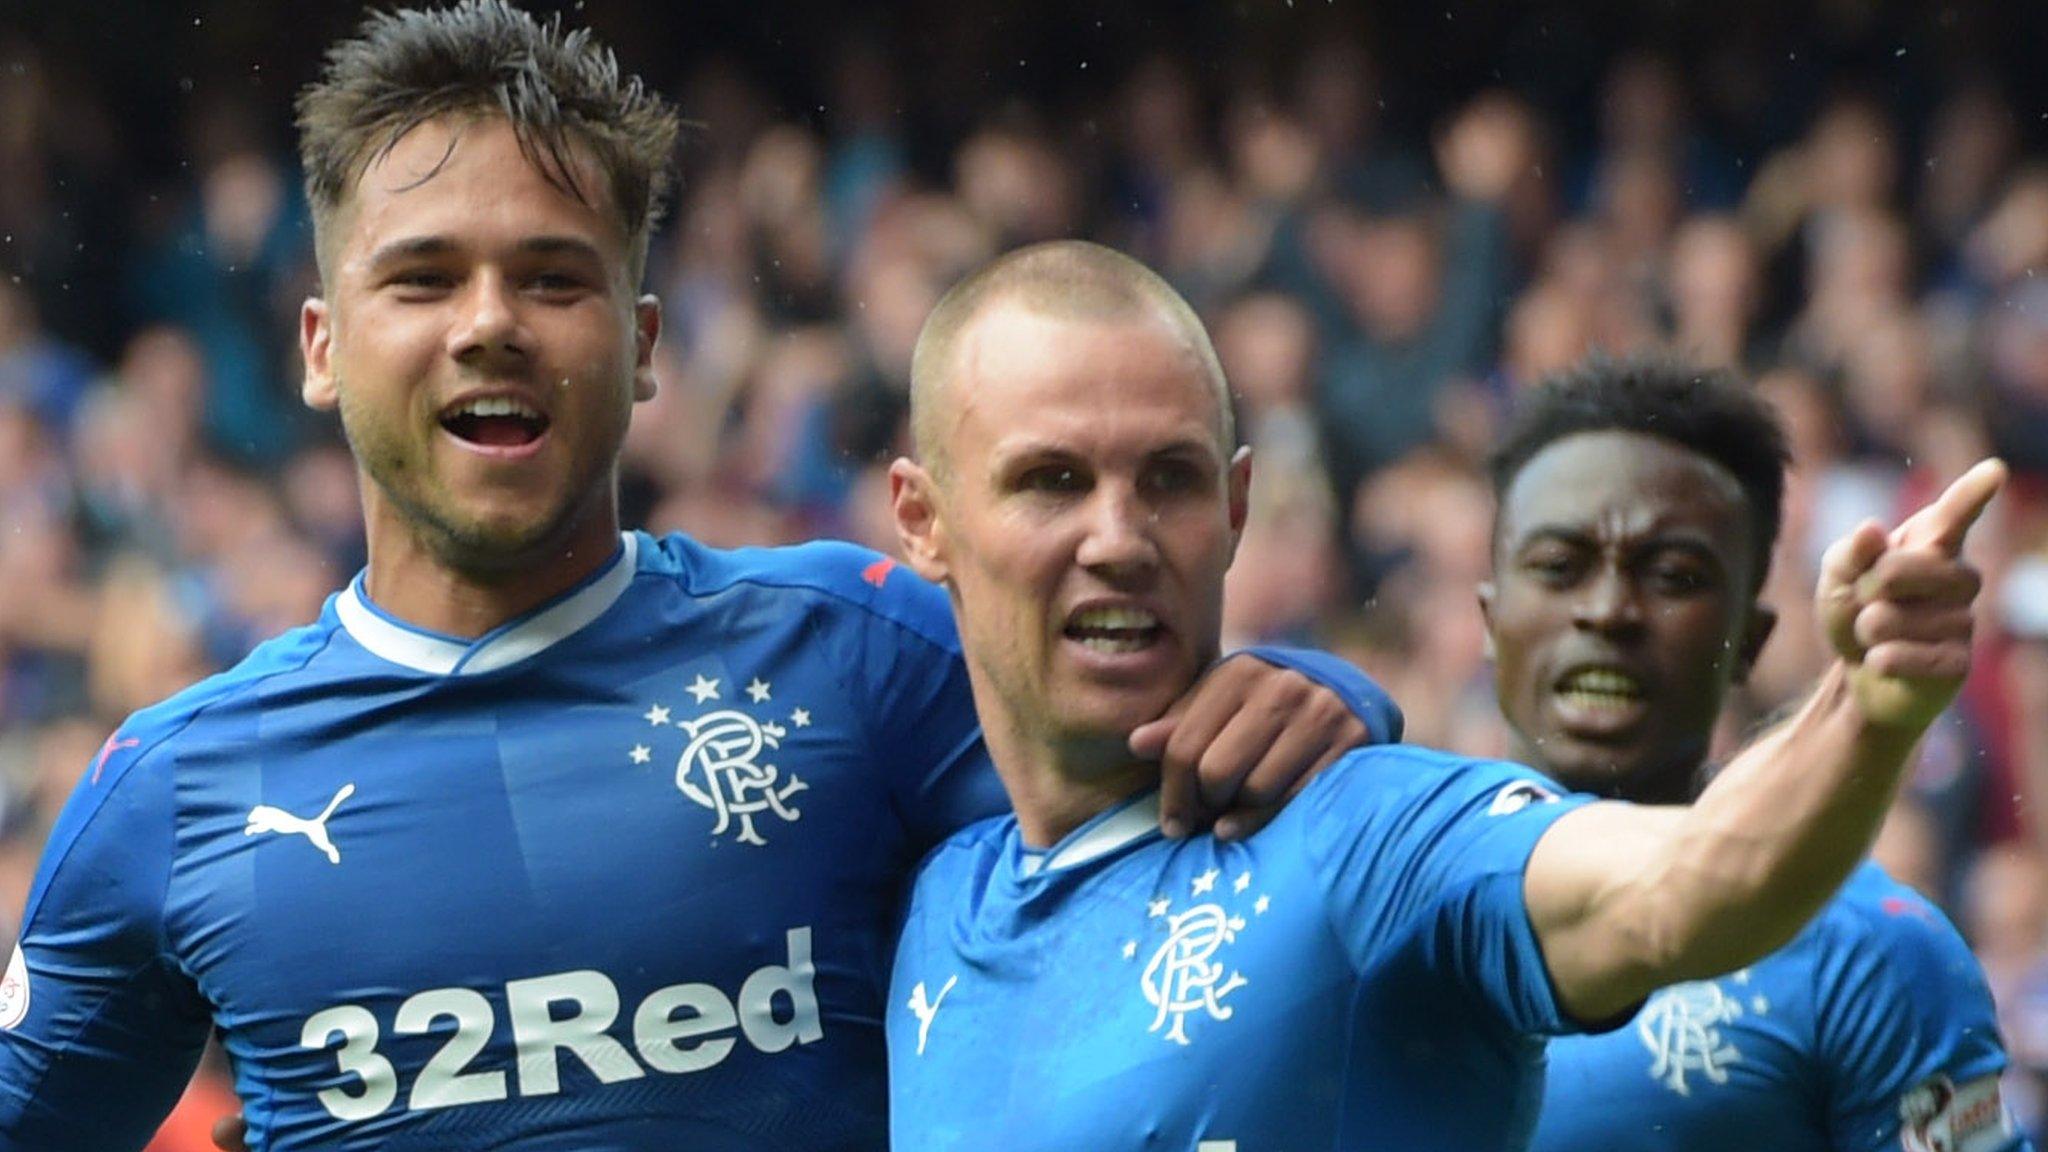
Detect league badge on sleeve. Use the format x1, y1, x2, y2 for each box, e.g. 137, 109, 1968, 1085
1900, 1073, 2017, 1152
1487, 779, 1561, 816
0, 943, 29, 1030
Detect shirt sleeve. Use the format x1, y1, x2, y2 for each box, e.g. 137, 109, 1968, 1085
1819, 889, 2032, 1152
845, 555, 1007, 855
0, 731, 212, 1152
1298, 750, 1590, 1038
1231, 646, 1405, 744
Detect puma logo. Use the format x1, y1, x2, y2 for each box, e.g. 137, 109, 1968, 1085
907, 975, 957, 1055
246, 783, 356, 864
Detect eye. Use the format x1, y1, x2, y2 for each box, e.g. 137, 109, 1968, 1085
1518, 546, 1584, 587
1016, 464, 1086, 495
526, 271, 592, 300
387, 269, 456, 295
1647, 561, 1713, 595
1142, 458, 1211, 497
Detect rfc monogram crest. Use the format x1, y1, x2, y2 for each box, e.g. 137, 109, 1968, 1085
1122, 868, 1270, 1045
627, 673, 814, 846
1638, 971, 1766, 1095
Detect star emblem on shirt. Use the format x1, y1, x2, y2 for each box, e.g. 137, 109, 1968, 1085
1148, 896, 1171, 918
1254, 895, 1270, 915
790, 708, 811, 728
629, 744, 652, 765
686, 675, 721, 704
643, 704, 671, 726
1122, 940, 1138, 959
1233, 870, 1252, 893
1192, 868, 1220, 896
746, 678, 772, 703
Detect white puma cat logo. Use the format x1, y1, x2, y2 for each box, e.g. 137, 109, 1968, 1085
907, 975, 957, 1055
245, 783, 356, 864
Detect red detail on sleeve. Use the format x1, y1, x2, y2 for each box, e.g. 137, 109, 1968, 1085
862, 557, 897, 588
1880, 895, 1934, 921
91, 734, 141, 785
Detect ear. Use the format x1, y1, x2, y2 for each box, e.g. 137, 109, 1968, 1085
889, 456, 950, 584
1225, 445, 1253, 556
301, 297, 337, 411
1477, 579, 1498, 661
1730, 602, 1778, 685
632, 295, 661, 402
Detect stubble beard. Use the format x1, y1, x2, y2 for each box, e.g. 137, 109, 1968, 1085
335, 380, 609, 582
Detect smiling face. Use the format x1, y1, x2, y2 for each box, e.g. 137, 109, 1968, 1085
893, 297, 1248, 770
1480, 431, 1774, 802
301, 114, 658, 583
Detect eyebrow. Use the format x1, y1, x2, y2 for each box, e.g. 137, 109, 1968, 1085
364, 235, 606, 270
1515, 525, 1728, 562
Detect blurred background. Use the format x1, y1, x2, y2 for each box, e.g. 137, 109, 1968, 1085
3, 0, 2047, 1144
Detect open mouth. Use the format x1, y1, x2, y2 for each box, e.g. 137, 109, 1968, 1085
440, 396, 551, 448
1063, 605, 1163, 653
1553, 666, 1649, 717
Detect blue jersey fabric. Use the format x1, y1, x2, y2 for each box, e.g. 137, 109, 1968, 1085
0, 533, 1002, 1152
1534, 863, 2030, 1152
0, 530, 1399, 1152
888, 746, 1591, 1152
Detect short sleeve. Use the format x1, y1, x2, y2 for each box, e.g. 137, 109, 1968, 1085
846, 555, 1006, 854
1819, 887, 2030, 1152
1297, 749, 1590, 1038
1231, 646, 1405, 744
0, 732, 212, 1151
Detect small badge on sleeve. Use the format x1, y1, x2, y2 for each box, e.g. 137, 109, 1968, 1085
1900, 1073, 2015, 1152
0, 944, 29, 1030
1488, 779, 1561, 817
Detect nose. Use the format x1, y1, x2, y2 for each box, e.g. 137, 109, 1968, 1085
1074, 486, 1159, 581
448, 270, 529, 365
1572, 567, 1644, 634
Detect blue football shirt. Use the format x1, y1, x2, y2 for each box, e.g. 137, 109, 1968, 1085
0, 533, 1000, 1151
888, 746, 1592, 1152
1533, 862, 2031, 1152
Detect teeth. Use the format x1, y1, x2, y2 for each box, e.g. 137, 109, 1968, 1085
1069, 606, 1159, 631
1079, 635, 1152, 653
1559, 669, 1643, 698
451, 396, 541, 420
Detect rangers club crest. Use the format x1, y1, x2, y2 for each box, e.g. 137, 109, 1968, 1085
628, 672, 812, 846
1637, 970, 1767, 1095
1121, 868, 1270, 1045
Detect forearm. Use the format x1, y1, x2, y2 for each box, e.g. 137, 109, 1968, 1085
1634, 664, 1921, 983
1534, 663, 1927, 1023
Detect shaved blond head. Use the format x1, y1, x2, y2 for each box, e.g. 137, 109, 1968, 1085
909, 240, 1233, 479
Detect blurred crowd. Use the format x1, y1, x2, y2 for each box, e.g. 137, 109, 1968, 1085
3, 1, 2047, 1145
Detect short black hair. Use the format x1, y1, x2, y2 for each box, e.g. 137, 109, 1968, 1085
1488, 352, 1791, 592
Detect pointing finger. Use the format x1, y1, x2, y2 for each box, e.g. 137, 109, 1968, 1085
1891, 458, 2007, 558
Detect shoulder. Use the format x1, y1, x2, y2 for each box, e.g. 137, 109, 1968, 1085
97, 617, 342, 790
1302, 745, 1569, 815
905, 814, 1013, 907
639, 532, 959, 655
1811, 863, 1982, 973
916, 814, 1012, 874
1798, 863, 2003, 1056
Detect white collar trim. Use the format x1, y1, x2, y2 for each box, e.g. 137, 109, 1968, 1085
336, 533, 638, 676
1041, 790, 1163, 873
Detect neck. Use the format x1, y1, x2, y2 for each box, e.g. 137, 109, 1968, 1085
359, 491, 623, 639
978, 707, 1159, 849
1509, 735, 1708, 807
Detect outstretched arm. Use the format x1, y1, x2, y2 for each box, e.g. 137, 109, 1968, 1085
1525, 460, 2005, 1023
